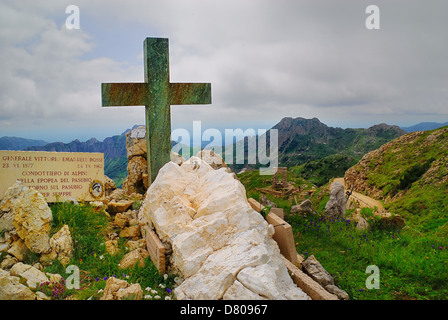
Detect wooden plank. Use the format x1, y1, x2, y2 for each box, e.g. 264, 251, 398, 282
270, 207, 284, 220
143, 227, 166, 275
265, 212, 298, 265
247, 198, 263, 212
283, 257, 338, 300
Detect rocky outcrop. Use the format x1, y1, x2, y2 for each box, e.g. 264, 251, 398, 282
325, 181, 346, 218
139, 157, 310, 300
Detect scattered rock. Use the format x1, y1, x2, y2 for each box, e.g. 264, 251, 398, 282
119, 248, 149, 269
105, 240, 119, 255
325, 181, 346, 218
114, 212, 130, 229
356, 216, 370, 231
119, 226, 140, 239
301, 255, 349, 300
108, 200, 134, 215
1, 255, 18, 270
325, 284, 350, 300
0, 270, 36, 300
100, 276, 143, 300
10, 262, 49, 289
378, 212, 406, 228
301, 255, 334, 288
7, 238, 30, 261
291, 199, 313, 215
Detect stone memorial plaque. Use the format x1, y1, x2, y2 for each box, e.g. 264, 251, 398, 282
0, 150, 105, 202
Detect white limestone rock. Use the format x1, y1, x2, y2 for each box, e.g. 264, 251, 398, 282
139, 156, 310, 300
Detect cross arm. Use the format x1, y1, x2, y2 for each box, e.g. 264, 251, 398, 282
101, 83, 148, 106
169, 83, 211, 105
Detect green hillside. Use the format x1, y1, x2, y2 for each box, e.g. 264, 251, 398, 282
345, 126, 448, 232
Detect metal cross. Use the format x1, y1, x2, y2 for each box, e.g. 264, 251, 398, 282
101, 38, 211, 185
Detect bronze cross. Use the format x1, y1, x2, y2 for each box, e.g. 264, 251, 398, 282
101, 38, 211, 185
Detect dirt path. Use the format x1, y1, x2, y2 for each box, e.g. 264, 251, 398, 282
332, 178, 385, 212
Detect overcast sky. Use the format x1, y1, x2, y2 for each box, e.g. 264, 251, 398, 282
1, 0, 447, 143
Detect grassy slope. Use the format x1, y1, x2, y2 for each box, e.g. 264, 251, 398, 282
237, 162, 448, 300
349, 126, 448, 231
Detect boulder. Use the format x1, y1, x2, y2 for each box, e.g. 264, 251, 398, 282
3, 182, 53, 254
139, 157, 310, 300
325, 181, 346, 218
291, 199, 313, 215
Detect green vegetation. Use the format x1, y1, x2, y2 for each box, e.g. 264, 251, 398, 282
291, 154, 358, 186
104, 155, 128, 188
290, 212, 448, 300
237, 157, 448, 300
40, 202, 175, 300
349, 126, 448, 230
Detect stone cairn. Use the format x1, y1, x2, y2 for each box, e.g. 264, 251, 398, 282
122, 126, 149, 195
